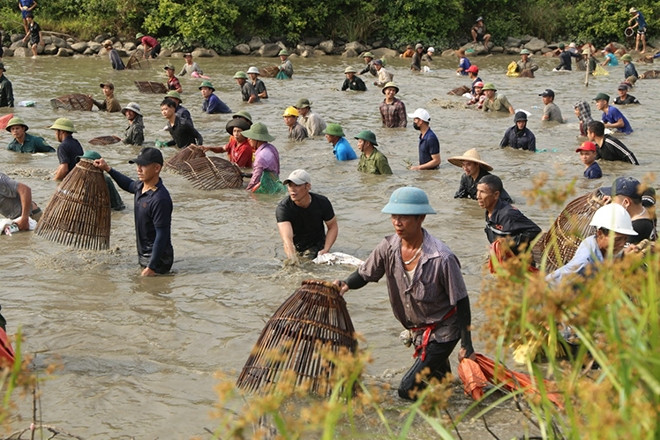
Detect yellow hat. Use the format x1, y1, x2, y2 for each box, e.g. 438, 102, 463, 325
282, 106, 298, 117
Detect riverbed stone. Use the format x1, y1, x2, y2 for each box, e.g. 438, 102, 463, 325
247, 37, 264, 51
10, 41, 26, 50
260, 43, 282, 57
372, 47, 398, 59
232, 43, 250, 55
83, 48, 95, 56
51, 36, 66, 48
304, 37, 323, 46
159, 48, 172, 57
525, 37, 546, 52
2, 49, 13, 57
193, 48, 215, 57
441, 49, 455, 57
12, 47, 30, 57
505, 37, 522, 48
70, 42, 88, 53
342, 48, 358, 58
56, 47, 73, 57
10, 34, 24, 43
123, 42, 136, 51
317, 40, 334, 54
88, 42, 102, 53
491, 46, 504, 53
345, 41, 367, 54
42, 44, 58, 55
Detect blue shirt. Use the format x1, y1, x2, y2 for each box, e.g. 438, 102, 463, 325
602, 106, 633, 134
547, 235, 602, 284
458, 57, 471, 75
418, 128, 440, 168
202, 93, 231, 114
333, 137, 357, 161
584, 162, 602, 179
636, 11, 647, 29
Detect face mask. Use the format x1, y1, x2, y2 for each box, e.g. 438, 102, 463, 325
413, 122, 420, 131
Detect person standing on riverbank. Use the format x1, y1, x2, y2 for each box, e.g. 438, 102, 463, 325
323, 123, 356, 161
50, 118, 82, 181
103, 39, 124, 70
91, 82, 121, 113
276, 169, 338, 263
277, 50, 293, 79
587, 121, 638, 165
408, 108, 440, 170
199, 80, 231, 114
6, 117, 53, 153
93, 148, 174, 276
341, 66, 367, 91
379, 82, 407, 128
333, 186, 476, 400
22, 13, 42, 59
121, 102, 144, 146
18, 0, 37, 34
355, 130, 392, 175
594, 92, 633, 134
136, 33, 160, 59
164, 64, 182, 93
628, 7, 647, 53
247, 67, 268, 99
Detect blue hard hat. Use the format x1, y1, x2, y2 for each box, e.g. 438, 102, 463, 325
382, 187, 436, 215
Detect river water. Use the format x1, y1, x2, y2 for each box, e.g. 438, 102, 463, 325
1, 53, 658, 438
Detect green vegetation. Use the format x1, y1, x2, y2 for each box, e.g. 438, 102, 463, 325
0, 0, 657, 51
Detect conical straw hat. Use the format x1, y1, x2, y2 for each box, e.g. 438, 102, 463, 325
448, 148, 493, 171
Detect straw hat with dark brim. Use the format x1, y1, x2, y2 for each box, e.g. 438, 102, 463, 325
225, 118, 252, 136
448, 148, 493, 171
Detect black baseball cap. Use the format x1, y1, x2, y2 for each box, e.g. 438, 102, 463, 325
539, 89, 555, 98
129, 147, 163, 166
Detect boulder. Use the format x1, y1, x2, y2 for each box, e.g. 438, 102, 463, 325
88, 42, 102, 53
51, 36, 66, 48
345, 41, 367, 54
299, 49, 313, 58
116, 49, 128, 57
524, 37, 546, 52
12, 47, 30, 57
159, 48, 172, 57
520, 35, 534, 44
170, 52, 185, 58
2, 49, 13, 57
70, 42, 88, 53
441, 49, 455, 57
232, 43, 251, 55
540, 47, 553, 54
94, 33, 111, 43
191, 48, 214, 57
505, 37, 522, 48
372, 47, 398, 59
260, 43, 282, 57
42, 44, 58, 55
9, 41, 26, 50
56, 47, 73, 57
10, 34, 24, 43
123, 42, 136, 51
317, 40, 334, 54
490, 46, 504, 53
304, 37, 323, 46
313, 49, 326, 57
342, 48, 358, 58
247, 37, 264, 51
296, 43, 314, 53
83, 48, 95, 56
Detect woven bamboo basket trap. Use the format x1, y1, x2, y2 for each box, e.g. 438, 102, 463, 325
49, 94, 94, 111
180, 156, 243, 190
126, 51, 150, 70
236, 280, 358, 396
532, 189, 606, 272
134, 81, 168, 94
163, 145, 206, 174
260, 65, 280, 78
35, 159, 111, 250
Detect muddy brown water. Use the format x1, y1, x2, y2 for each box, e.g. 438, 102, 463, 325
1, 53, 657, 438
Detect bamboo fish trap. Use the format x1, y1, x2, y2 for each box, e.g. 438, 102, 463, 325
236, 280, 358, 396
89, 135, 121, 146
126, 50, 150, 70
49, 94, 94, 111
134, 81, 168, 94
163, 145, 206, 174
533, 190, 606, 272
180, 156, 243, 190
261, 65, 280, 78
35, 159, 111, 250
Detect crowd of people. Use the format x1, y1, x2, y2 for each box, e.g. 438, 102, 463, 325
1, 6, 657, 405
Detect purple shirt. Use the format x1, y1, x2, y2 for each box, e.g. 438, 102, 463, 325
247, 143, 280, 191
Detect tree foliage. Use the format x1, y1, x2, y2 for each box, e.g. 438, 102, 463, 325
0, 0, 657, 51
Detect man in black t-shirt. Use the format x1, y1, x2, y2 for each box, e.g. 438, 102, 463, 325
275, 169, 338, 264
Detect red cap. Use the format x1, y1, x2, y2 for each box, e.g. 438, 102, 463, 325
576, 141, 597, 152
466, 65, 479, 73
